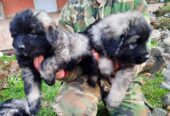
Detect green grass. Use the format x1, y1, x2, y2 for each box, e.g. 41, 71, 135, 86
0, 55, 169, 115
37, 82, 61, 116
142, 73, 169, 108
0, 55, 16, 62
0, 74, 25, 102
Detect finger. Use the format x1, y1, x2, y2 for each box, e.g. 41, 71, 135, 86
33, 55, 44, 71
55, 69, 66, 80
92, 50, 99, 61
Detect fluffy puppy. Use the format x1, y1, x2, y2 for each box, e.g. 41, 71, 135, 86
9, 9, 52, 115
8, 9, 99, 115
85, 11, 151, 107
37, 11, 151, 107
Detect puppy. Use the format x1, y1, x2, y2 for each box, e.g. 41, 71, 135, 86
8, 9, 151, 115
9, 9, 53, 115
37, 11, 151, 107
85, 11, 151, 107
8, 9, 99, 115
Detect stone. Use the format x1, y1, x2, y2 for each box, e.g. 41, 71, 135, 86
164, 13, 170, 18
161, 82, 170, 90
163, 53, 170, 64
163, 45, 170, 53
167, 64, 170, 70
148, 47, 165, 74
151, 29, 161, 41
162, 93, 170, 106
163, 37, 170, 46
161, 29, 170, 39
161, 67, 170, 90
152, 108, 167, 116
162, 68, 170, 80
167, 105, 170, 111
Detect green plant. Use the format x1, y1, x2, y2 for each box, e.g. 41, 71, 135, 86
142, 73, 169, 108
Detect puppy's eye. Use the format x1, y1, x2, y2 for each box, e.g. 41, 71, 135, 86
129, 43, 137, 49
29, 33, 37, 38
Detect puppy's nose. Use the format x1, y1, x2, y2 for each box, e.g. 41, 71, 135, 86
145, 54, 150, 59
143, 53, 150, 61
18, 44, 25, 51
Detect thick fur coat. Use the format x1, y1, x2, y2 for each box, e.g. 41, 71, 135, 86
0, 9, 151, 115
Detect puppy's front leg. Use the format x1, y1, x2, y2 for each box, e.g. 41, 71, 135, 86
22, 67, 41, 115
106, 66, 136, 108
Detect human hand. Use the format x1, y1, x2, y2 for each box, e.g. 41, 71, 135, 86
33, 51, 100, 80
33, 55, 67, 80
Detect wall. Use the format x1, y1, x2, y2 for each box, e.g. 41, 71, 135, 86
2, 0, 34, 17
57, 0, 67, 11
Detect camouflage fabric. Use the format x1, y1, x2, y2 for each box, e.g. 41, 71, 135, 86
58, 0, 150, 33
54, 0, 152, 115
53, 66, 152, 116
53, 76, 100, 116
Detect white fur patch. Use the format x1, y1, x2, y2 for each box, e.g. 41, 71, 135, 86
27, 85, 40, 104
35, 11, 53, 28
98, 57, 113, 76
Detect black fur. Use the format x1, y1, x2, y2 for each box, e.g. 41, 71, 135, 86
3, 9, 100, 115
84, 11, 151, 66
9, 9, 53, 115
1, 9, 151, 115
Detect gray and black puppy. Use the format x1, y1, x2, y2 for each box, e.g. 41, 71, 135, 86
4, 9, 98, 115
85, 11, 151, 107
38, 11, 151, 107
2, 9, 151, 115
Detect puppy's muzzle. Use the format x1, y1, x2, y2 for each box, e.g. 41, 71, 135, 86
135, 53, 150, 64
18, 44, 25, 51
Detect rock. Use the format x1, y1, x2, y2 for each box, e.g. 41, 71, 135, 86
163, 45, 170, 53
167, 105, 170, 111
167, 64, 170, 70
148, 47, 165, 74
163, 53, 170, 64
161, 82, 170, 90
162, 93, 170, 106
151, 29, 161, 41
161, 29, 170, 40
161, 67, 170, 90
164, 13, 170, 18
162, 68, 170, 80
152, 108, 167, 116
163, 37, 170, 46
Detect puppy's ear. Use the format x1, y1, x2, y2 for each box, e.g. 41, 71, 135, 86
35, 11, 53, 29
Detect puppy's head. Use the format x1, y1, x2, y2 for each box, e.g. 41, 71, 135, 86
114, 15, 151, 64
10, 9, 51, 58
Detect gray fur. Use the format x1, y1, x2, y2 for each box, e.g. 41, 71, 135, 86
39, 24, 90, 84
106, 66, 136, 108
86, 11, 151, 107
0, 99, 30, 116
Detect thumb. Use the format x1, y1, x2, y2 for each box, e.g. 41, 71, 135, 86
33, 55, 44, 71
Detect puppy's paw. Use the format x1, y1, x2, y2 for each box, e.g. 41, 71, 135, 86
105, 91, 123, 108
98, 57, 113, 77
